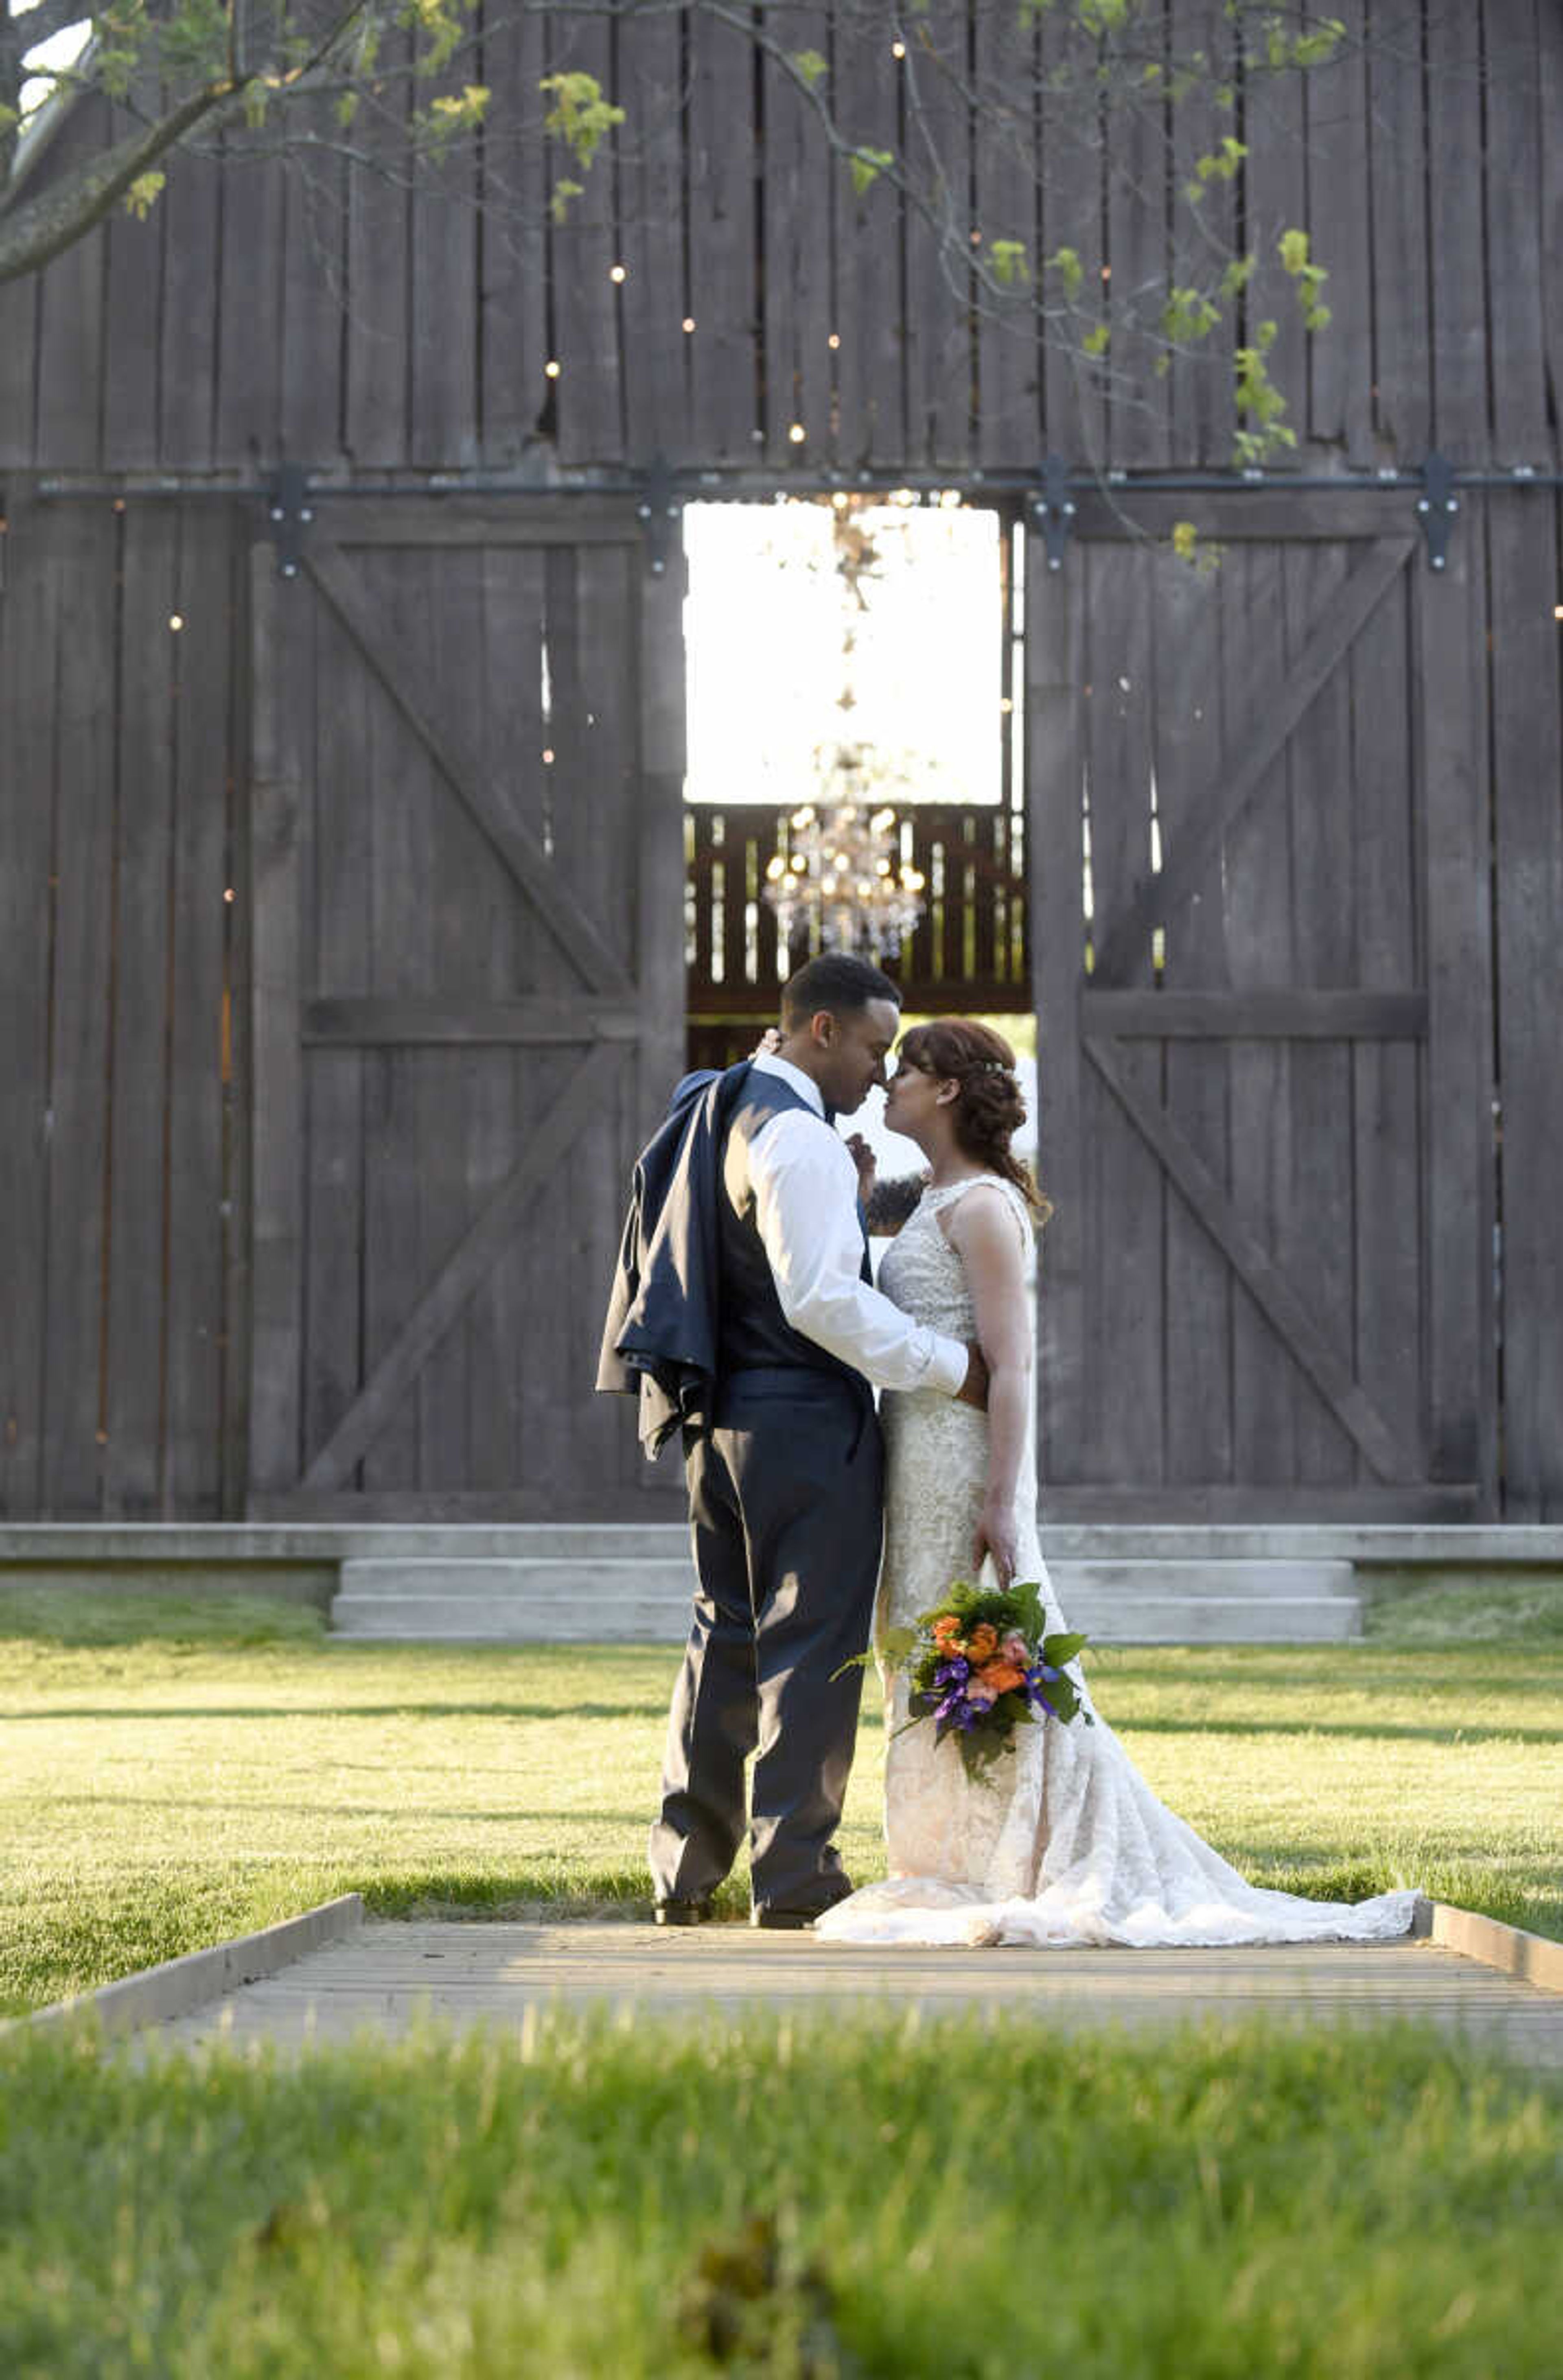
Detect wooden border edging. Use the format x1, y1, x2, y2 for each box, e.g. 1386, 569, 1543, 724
2, 1894, 365, 2043
1411, 1896, 1563, 1993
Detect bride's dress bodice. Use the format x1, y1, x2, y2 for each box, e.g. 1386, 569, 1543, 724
876, 1177, 1044, 1641
814, 1172, 1420, 1951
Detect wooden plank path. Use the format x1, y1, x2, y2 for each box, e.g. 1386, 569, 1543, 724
144, 1921, 1563, 2071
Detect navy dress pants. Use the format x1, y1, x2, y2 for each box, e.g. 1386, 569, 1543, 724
649, 1367, 884, 1916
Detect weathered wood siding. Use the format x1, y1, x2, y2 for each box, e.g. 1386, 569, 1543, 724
1, 0, 1560, 1517
0, 1, 1558, 479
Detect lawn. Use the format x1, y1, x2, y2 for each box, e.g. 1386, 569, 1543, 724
3, 1582, 1562, 2015
2, 2008, 1559, 2378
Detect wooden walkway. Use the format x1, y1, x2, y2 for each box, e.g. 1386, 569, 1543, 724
145, 1921, 1563, 2070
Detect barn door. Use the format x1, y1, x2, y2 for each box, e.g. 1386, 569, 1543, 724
245, 498, 685, 1518
1028, 501, 1495, 1519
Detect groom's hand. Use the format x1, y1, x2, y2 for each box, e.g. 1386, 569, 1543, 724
956, 1341, 990, 1411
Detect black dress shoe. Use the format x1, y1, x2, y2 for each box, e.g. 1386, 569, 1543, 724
653, 1898, 714, 1927
749, 1905, 821, 1931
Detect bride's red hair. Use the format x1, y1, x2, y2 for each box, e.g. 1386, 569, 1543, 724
896, 1019, 1052, 1223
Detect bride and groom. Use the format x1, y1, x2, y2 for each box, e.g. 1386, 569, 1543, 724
600, 954, 1419, 1948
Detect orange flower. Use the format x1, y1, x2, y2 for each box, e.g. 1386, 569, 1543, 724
979, 1660, 1026, 1695
933, 1615, 962, 1645
968, 1623, 998, 1660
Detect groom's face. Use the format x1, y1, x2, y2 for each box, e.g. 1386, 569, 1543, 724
814, 996, 901, 1116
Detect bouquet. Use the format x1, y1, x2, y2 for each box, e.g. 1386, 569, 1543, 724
870, 1577, 1092, 1784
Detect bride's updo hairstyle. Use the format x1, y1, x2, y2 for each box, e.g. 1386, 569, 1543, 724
897, 1019, 1052, 1222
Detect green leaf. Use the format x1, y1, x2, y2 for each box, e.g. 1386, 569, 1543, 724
1046, 244, 1084, 300
849, 146, 894, 197
989, 238, 1030, 287
1042, 1631, 1089, 1666
790, 48, 828, 89
1082, 321, 1111, 357
121, 170, 165, 222
539, 70, 626, 172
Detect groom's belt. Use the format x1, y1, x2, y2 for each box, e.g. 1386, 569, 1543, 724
709, 1363, 873, 1431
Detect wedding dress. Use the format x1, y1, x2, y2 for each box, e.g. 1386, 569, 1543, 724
814, 1174, 1421, 1950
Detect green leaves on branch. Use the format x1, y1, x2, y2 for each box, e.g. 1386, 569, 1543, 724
122, 170, 166, 220
421, 83, 490, 159
539, 72, 625, 172
789, 49, 828, 90
1046, 244, 1083, 299
1234, 321, 1296, 465
988, 239, 1030, 287
1184, 133, 1246, 205
1252, 11, 1346, 70
849, 147, 894, 197
1279, 225, 1331, 330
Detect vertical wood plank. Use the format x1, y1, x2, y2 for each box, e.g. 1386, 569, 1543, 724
246, 540, 307, 1503
409, 117, 479, 465
833, 14, 902, 467
214, 145, 286, 469
1222, 541, 1296, 1488
344, 59, 411, 469
478, 2, 549, 467
1038, 7, 1105, 466
1541, 0, 1563, 449
102, 503, 178, 1516
300, 588, 370, 1483
762, 4, 835, 470
0, 485, 52, 1512
1350, 548, 1424, 1483
159, 142, 221, 468
359, 542, 429, 1491
902, 10, 971, 470
279, 149, 345, 465
1240, 55, 1306, 466
164, 502, 233, 1517
1303, 0, 1373, 463
1081, 544, 1162, 1486
1104, 11, 1168, 470
1424, 0, 1489, 463
1367, 0, 1431, 460
1488, 493, 1563, 1513
1028, 533, 1086, 1495
1482, 0, 1550, 464
0, 271, 37, 466
1417, 531, 1497, 1496
974, 0, 1042, 471
1152, 543, 1232, 1486
33, 177, 106, 472
1168, 0, 1235, 467
549, 11, 624, 464
616, 2, 688, 464
1283, 536, 1357, 1483
38, 500, 118, 1511
101, 142, 162, 472
685, 6, 757, 462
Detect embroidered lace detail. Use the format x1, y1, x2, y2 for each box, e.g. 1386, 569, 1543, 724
817, 1175, 1421, 1951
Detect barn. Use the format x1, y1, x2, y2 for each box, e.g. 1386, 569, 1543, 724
1, 0, 1560, 1542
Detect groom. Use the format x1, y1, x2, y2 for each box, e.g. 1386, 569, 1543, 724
598, 953, 986, 1928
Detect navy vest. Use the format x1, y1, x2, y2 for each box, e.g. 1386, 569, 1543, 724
717, 1072, 870, 1386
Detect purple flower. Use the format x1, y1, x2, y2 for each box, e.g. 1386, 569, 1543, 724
933, 1657, 971, 1687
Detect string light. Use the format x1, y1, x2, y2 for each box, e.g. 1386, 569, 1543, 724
891, 39, 906, 57
827, 332, 841, 350
682, 316, 696, 332
169, 614, 184, 632
542, 747, 556, 764
609, 263, 627, 283
544, 359, 561, 378
788, 422, 807, 444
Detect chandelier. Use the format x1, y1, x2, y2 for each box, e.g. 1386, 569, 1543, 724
763, 743, 927, 960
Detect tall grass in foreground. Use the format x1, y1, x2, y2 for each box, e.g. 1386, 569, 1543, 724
2, 2012, 1558, 2378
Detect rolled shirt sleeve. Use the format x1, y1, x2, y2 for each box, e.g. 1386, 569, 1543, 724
747, 1110, 969, 1396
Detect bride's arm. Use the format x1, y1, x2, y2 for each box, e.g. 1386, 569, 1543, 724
945, 1189, 1032, 1586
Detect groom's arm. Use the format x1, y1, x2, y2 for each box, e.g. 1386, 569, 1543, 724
749, 1115, 971, 1397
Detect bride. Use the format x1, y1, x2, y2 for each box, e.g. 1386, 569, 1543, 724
815, 1017, 1421, 1950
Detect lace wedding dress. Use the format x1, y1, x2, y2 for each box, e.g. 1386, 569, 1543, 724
814, 1175, 1421, 1950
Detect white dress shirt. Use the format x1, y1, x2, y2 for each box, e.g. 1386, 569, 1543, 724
740, 1053, 969, 1396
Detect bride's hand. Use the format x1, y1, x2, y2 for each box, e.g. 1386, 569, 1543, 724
844, 1132, 877, 1202
751, 1026, 783, 1059
974, 1496, 1019, 1589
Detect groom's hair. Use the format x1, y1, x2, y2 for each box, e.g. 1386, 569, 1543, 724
781, 953, 902, 1030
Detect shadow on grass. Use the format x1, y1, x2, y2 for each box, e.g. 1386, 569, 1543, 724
1114, 1714, 1563, 1746
0, 1701, 667, 1724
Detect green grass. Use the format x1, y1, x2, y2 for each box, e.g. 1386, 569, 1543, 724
2, 2010, 1559, 2378
3, 1584, 1563, 2017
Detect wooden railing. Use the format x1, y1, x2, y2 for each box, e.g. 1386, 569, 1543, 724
686, 803, 1029, 1057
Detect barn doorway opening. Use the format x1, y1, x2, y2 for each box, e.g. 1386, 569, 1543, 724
681, 493, 1035, 1172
